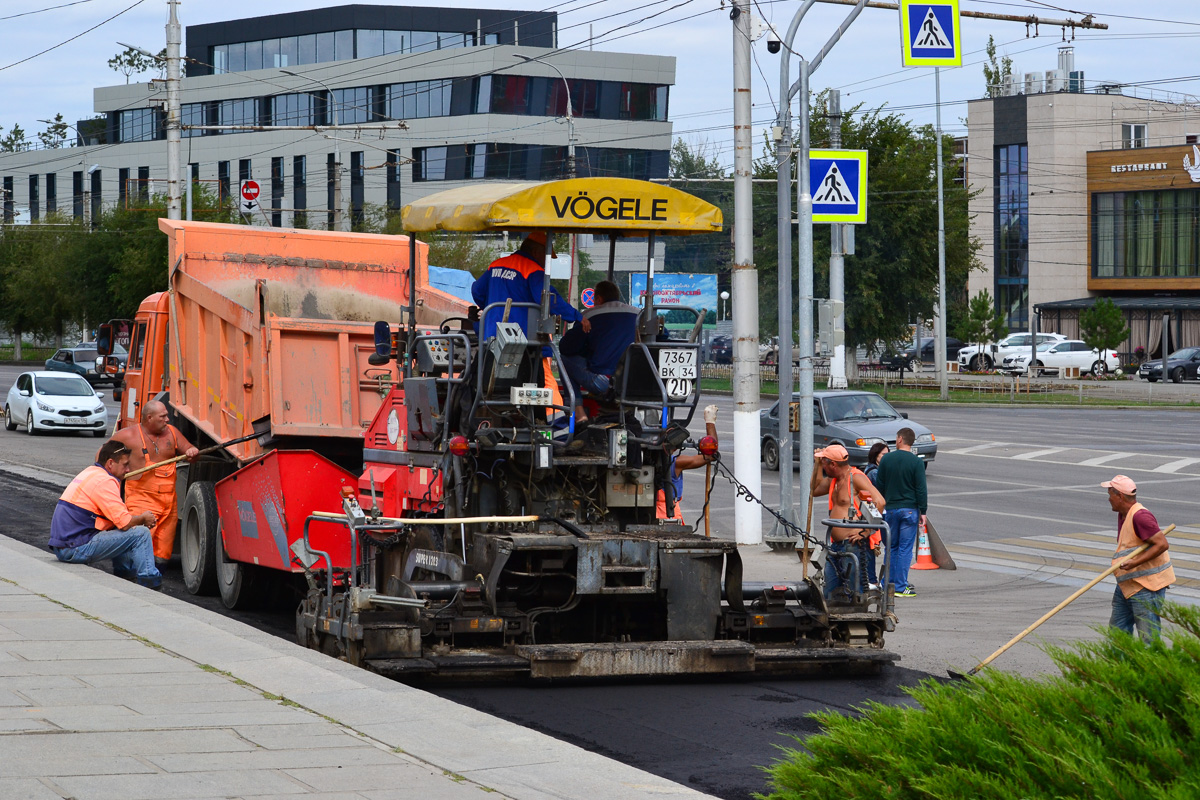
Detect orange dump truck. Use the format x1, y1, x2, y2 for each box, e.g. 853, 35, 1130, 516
103, 220, 468, 604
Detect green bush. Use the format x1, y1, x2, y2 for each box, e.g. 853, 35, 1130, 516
762, 603, 1200, 800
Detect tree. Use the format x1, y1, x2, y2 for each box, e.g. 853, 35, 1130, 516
36, 114, 69, 149
1079, 297, 1130, 355
670, 138, 726, 179
0, 124, 30, 152
107, 46, 154, 84
954, 290, 1007, 369
982, 35, 1014, 98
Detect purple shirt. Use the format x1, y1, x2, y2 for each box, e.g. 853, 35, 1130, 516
1119, 508, 1160, 542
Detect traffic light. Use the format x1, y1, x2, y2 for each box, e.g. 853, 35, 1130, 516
817, 299, 845, 356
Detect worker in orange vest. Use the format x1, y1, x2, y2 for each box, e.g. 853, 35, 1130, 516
1104, 474, 1174, 643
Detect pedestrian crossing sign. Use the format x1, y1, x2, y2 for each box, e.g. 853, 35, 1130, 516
900, 0, 962, 67
810, 149, 868, 224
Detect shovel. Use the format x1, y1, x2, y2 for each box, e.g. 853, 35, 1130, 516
948, 524, 1174, 680
123, 419, 271, 480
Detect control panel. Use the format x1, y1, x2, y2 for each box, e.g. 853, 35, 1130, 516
510, 383, 553, 406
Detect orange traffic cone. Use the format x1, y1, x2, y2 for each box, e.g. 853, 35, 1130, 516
911, 519, 940, 570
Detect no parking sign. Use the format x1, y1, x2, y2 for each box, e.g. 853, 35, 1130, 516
581, 288, 595, 309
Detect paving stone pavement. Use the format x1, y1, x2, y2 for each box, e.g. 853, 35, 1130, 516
0, 536, 714, 800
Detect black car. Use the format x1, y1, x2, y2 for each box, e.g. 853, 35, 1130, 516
708, 335, 732, 364
45, 343, 128, 386
884, 337, 964, 372
1138, 347, 1200, 383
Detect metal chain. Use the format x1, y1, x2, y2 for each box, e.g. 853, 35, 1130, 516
709, 454, 824, 548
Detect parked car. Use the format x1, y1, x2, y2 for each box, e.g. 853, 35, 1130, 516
883, 337, 964, 371
957, 332, 1067, 371
1138, 347, 1200, 383
4, 371, 108, 437
1000, 340, 1120, 377
759, 390, 936, 470
708, 335, 733, 364
44, 343, 128, 386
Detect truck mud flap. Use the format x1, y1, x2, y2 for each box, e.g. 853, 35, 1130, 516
515, 641, 756, 679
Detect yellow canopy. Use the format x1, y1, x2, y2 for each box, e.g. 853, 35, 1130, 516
401, 178, 723, 235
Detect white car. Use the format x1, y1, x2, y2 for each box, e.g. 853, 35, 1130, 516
4, 371, 109, 437
957, 332, 1068, 371
1000, 340, 1120, 377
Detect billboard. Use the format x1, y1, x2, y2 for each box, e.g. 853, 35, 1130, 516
629, 273, 719, 329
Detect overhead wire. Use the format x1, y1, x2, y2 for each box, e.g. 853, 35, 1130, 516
0, 0, 148, 74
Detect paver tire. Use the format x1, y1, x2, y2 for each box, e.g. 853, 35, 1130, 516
215, 520, 264, 610
763, 439, 780, 471
3, 405, 15, 431
181, 481, 219, 596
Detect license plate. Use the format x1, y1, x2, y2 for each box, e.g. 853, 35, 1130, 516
658, 349, 697, 380
60, 417, 88, 425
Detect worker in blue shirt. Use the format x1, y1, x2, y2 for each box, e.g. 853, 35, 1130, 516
471, 232, 580, 340
560, 280, 639, 424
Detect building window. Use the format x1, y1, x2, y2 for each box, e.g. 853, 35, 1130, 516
619, 84, 668, 121
181, 103, 206, 137
414, 144, 666, 182
46, 173, 56, 215
90, 169, 101, 227
208, 28, 482, 74
1093, 189, 1200, 278
239, 160, 251, 185
272, 93, 320, 126
386, 149, 402, 212
3, 177, 13, 224
217, 161, 230, 205
327, 153, 336, 229
332, 87, 373, 124
350, 151, 364, 228
28, 175, 39, 222
119, 108, 158, 143
137, 166, 150, 203
73, 171, 83, 221
386, 80, 452, 120
271, 157, 284, 228
994, 143, 1029, 330
118, 168, 130, 207
1122, 123, 1147, 149
218, 99, 259, 134
489, 76, 531, 115
547, 79, 600, 119
293, 155, 307, 228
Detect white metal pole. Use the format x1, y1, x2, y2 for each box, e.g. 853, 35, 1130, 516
935, 67, 949, 400
797, 59, 814, 518
165, 0, 182, 221
828, 89, 847, 389
732, 0, 762, 545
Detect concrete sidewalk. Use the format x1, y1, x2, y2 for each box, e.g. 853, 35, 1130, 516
0, 536, 714, 800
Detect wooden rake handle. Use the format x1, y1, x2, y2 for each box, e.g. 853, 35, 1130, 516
967, 523, 1175, 676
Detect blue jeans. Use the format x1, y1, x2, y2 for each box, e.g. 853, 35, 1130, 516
1110, 585, 1166, 644
53, 527, 161, 589
563, 355, 611, 397
824, 538, 871, 601
884, 508, 919, 593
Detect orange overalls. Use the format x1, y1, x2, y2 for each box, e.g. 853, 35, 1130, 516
125, 425, 182, 560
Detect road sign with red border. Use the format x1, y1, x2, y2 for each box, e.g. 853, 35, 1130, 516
581, 288, 595, 309
239, 180, 260, 214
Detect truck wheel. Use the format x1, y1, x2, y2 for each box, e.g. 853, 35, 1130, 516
181, 481, 219, 596
763, 439, 780, 471
215, 520, 262, 610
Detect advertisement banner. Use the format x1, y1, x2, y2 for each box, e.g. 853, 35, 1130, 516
629, 273, 719, 328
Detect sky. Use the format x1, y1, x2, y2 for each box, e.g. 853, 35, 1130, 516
1, 0, 1199, 168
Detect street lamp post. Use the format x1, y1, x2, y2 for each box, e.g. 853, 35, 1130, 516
515, 54, 578, 304
282, 69, 344, 232
720, 290, 730, 321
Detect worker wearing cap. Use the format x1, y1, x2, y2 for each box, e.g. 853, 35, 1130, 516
812, 444, 885, 601
655, 405, 719, 522
1103, 475, 1174, 643
48, 439, 162, 589
110, 400, 199, 566
471, 232, 581, 341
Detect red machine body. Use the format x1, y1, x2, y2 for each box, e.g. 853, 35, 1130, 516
358, 386, 444, 517
215, 450, 360, 571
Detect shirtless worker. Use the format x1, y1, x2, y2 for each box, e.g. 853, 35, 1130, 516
110, 401, 199, 566
812, 444, 886, 601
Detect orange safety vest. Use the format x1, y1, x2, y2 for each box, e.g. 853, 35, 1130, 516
1112, 502, 1174, 599
828, 468, 880, 548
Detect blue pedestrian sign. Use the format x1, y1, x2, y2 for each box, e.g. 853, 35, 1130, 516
810, 149, 868, 224
900, 0, 962, 67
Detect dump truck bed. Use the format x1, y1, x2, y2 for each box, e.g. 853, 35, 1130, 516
158, 220, 469, 463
